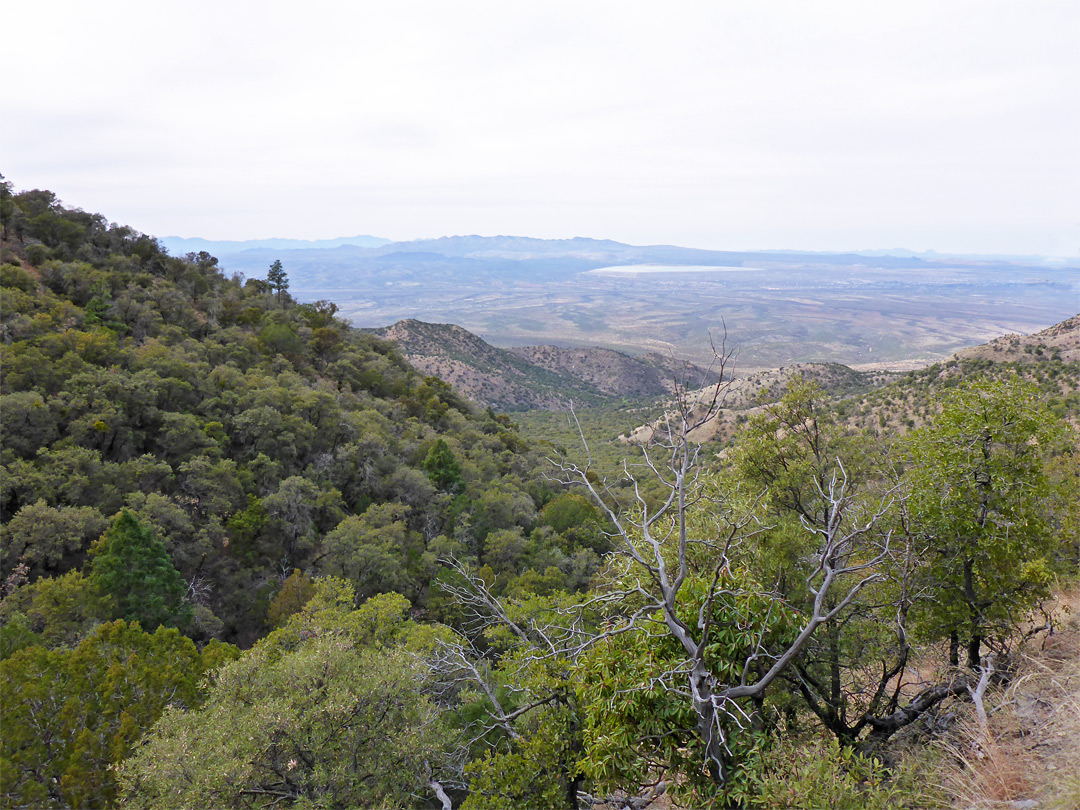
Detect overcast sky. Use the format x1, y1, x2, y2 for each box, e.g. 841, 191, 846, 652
4, 0, 1078, 256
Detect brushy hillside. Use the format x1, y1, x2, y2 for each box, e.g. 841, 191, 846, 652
838, 314, 1080, 438
0, 182, 620, 807
370, 318, 612, 409
0, 183, 610, 648
509, 345, 722, 399
620, 316, 1080, 447
621, 361, 901, 445
955, 315, 1080, 365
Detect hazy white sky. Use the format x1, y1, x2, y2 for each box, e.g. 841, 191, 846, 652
4, 0, 1078, 255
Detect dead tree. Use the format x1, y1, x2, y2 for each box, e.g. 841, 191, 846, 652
551, 343, 896, 786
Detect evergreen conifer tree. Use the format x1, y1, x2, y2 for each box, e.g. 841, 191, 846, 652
266, 259, 289, 302
90, 511, 191, 630
422, 438, 463, 492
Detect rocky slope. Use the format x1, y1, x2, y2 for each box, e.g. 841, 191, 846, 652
369, 319, 719, 411
954, 313, 1080, 365
509, 345, 721, 398
621, 361, 900, 445
623, 313, 1080, 446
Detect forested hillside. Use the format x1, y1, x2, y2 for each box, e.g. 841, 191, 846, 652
1, 181, 1077, 810
0, 183, 599, 642
0, 182, 608, 806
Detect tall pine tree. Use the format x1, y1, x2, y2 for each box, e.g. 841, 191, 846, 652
266, 259, 289, 302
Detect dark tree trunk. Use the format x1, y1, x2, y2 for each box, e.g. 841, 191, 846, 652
563, 703, 584, 810
962, 557, 982, 669
967, 633, 982, 671
863, 674, 976, 744
566, 774, 582, 810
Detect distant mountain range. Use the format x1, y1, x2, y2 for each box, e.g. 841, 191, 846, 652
760, 247, 1076, 267
163, 232, 1074, 267
159, 234, 391, 256
189, 234, 953, 273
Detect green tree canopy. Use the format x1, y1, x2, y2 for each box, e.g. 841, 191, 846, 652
0, 500, 108, 578
118, 586, 456, 810
907, 376, 1064, 667
0, 570, 112, 654
1, 620, 235, 809
266, 259, 288, 302
89, 510, 190, 630
423, 437, 463, 492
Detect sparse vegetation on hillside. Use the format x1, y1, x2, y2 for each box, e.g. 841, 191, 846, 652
615, 319, 1080, 452
370, 319, 722, 411
921, 586, 1080, 810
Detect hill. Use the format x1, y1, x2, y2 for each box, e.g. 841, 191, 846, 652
3, 182, 1078, 810
954, 314, 1080, 365
618, 314, 1080, 447
1, 181, 645, 806
837, 313, 1080, 438
621, 361, 902, 445
369, 319, 721, 410
510, 345, 721, 397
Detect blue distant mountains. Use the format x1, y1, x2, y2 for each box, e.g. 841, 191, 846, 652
163, 233, 1074, 268
159, 234, 392, 256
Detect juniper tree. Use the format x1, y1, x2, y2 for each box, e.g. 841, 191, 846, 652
90, 510, 190, 630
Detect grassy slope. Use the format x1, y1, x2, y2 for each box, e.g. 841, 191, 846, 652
930, 586, 1080, 809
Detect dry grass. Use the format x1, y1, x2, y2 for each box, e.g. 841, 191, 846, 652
933, 587, 1080, 810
